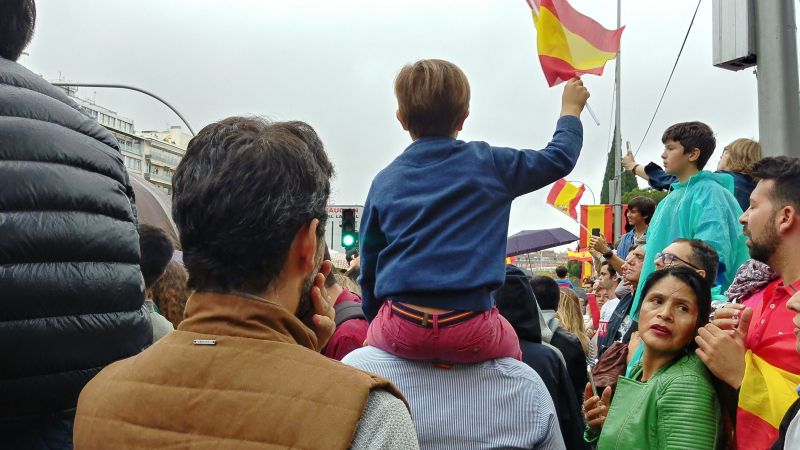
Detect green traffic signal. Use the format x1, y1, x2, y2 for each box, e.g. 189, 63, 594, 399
342, 234, 356, 247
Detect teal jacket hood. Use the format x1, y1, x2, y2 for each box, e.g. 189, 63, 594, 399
673, 170, 735, 194
630, 170, 749, 322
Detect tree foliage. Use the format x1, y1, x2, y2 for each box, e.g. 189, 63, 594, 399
622, 187, 668, 205
600, 129, 638, 204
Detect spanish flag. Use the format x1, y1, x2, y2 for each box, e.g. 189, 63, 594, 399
528, 0, 624, 87
567, 248, 594, 278
579, 204, 613, 248
736, 282, 800, 449
566, 249, 592, 261
546, 179, 585, 220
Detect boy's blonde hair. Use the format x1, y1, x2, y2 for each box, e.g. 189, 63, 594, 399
557, 289, 590, 354
723, 138, 761, 175
394, 59, 470, 138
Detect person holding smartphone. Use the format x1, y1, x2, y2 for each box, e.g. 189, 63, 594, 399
589, 197, 655, 276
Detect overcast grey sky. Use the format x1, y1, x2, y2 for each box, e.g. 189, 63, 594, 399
22, 0, 783, 240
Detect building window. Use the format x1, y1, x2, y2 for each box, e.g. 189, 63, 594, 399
124, 155, 142, 171
150, 147, 182, 166
148, 164, 173, 181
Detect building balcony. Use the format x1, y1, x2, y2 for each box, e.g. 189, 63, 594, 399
144, 171, 172, 185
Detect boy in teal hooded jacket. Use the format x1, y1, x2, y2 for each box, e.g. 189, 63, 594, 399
630, 121, 749, 320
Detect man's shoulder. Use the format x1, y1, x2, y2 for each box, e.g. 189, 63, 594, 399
342, 345, 397, 367
345, 348, 540, 380
482, 357, 546, 383
551, 327, 584, 360
86, 331, 402, 408
0, 57, 74, 107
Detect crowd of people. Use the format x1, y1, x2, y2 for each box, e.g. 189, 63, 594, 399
3, 1, 800, 449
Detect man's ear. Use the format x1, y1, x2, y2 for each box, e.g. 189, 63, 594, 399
777, 205, 798, 235
696, 269, 707, 281
396, 109, 409, 131
292, 219, 320, 274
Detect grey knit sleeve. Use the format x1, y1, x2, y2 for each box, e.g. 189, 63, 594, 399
350, 389, 419, 450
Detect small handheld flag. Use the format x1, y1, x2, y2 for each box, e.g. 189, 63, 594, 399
546, 179, 585, 220
527, 0, 624, 87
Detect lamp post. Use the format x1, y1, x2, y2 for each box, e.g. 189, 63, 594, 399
51, 82, 196, 136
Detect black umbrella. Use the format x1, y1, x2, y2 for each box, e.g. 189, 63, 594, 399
506, 227, 578, 257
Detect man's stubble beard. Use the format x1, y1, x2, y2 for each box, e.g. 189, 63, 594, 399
295, 242, 325, 325
748, 216, 780, 266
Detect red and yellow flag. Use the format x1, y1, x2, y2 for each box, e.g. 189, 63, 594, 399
528, 0, 624, 87
579, 204, 613, 248
566, 248, 592, 262
567, 248, 593, 278
546, 179, 585, 220
737, 350, 800, 448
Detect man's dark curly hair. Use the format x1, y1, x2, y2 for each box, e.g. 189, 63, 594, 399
172, 117, 333, 294
751, 156, 800, 211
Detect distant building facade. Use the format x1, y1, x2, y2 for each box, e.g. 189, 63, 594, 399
57, 86, 190, 195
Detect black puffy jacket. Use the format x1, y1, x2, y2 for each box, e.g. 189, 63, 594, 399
0, 57, 152, 421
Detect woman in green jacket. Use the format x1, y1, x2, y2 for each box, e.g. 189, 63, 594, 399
583, 267, 722, 449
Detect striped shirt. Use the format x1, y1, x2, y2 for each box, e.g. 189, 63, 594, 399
342, 347, 565, 450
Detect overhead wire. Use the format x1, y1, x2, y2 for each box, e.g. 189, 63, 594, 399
633, 0, 704, 157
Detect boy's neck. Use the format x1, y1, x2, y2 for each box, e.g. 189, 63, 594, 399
674, 166, 700, 183
634, 222, 648, 234
410, 131, 459, 141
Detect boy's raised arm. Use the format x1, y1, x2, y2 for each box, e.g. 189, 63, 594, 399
494, 78, 589, 197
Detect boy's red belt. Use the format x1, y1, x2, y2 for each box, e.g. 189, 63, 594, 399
388, 301, 481, 328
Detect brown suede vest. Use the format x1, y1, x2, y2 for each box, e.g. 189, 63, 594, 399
74, 292, 405, 449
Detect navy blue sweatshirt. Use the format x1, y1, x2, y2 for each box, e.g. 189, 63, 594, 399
359, 116, 583, 321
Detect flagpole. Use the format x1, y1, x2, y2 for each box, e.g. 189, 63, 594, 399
612, 0, 623, 242
548, 203, 591, 234
584, 103, 600, 126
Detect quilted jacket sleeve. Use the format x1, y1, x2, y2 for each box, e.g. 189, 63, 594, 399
657, 373, 721, 450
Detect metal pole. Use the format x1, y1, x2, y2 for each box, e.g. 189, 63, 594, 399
753, 0, 800, 157
612, 0, 623, 239
51, 82, 196, 136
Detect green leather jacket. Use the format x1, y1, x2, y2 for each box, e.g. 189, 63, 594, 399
586, 354, 721, 449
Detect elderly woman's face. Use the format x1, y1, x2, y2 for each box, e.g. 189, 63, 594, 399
638, 275, 699, 355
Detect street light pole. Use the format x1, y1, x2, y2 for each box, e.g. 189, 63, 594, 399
753, 1, 800, 157
51, 82, 196, 136
612, 0, 623, 240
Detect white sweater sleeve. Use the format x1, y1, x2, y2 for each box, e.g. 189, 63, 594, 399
350, 389, 419, 450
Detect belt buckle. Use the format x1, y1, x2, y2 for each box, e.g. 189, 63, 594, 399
422, 312, 431, 328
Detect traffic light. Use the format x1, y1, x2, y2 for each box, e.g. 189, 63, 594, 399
341, 208, 357, 249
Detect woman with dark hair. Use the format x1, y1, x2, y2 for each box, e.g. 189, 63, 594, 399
582, 267, 723, 449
